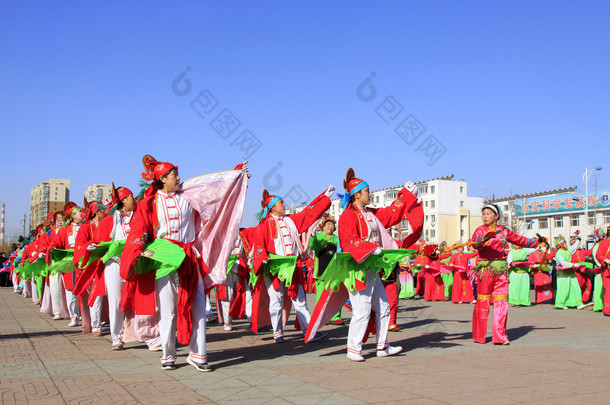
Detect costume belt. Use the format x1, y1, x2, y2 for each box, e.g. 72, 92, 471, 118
475, 260, 508, 277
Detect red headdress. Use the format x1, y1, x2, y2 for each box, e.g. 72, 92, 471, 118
256, 189, 282, 221
44, 211, 56, 226
141, 154, 178, 182
82, 196, 107, 221
111, 182, 133, 206
62, 201, 78, 220
341, 168, 369, 209
423, 244, 439, 258
319, 212, 336, 229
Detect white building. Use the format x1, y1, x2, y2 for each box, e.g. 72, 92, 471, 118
287, 175, 484, 245
30, 178, 70, 229
84, 184, 112, 204
488, 187, 610, 244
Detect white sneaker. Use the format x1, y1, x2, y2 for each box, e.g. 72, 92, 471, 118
377, 345, 402, 357
347, 352, 365, 362
68, 318, 79, 327
186, 356, 212, 372
223, 325, 232, 331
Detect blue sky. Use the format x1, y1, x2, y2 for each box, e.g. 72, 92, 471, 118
1, 1, 609, 238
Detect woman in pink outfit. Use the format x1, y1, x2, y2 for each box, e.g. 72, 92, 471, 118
471, 204, 543, 345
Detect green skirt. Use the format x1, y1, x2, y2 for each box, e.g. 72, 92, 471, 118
555, 272, 583, 308
508, 271, 531, 306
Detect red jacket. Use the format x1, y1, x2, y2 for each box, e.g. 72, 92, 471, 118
339, 187, 419, 264
251, 190, 331, 275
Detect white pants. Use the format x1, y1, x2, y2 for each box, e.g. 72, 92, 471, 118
23, 280, 31, 298
31, 279, 39, 303
156, 271, 207, 364
105, 260, 125, 343
64, 273, 80, 320
221, 278, 253, 323
347, 271, 390, 356
245, 279, 252, 321
12, 273, 20, 292
264, 275, 311, 339
220, 283, 234, 326
220, 271, 240, 326
49, 273, 62, 316
90, 295, 103, 329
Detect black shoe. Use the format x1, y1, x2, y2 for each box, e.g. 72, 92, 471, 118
187, 357, 212, 372
274, 336, 284, 343
161, 361, 175, 370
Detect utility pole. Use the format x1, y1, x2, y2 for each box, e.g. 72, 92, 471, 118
584, 167, 603, 233
0, 203, 4, 246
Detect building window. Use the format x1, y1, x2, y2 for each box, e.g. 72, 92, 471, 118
526, 221, 533, 230
571, 215, 580, 226
430, 186, 435, 194
430, 229, 435, 238
539, 218, 548, 229
460, 201, 464, 207
430, 200, 435, 209
588, 213, 595, 225
425, 201, 428, 208
554, 216, 563, 228
460, 186, 464, 193
431, 215, 436, 223
604, 212, 610, 224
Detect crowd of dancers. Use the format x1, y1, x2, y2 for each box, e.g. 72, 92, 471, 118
3, 158, 610, 371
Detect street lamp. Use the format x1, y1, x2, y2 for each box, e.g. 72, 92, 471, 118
584, 167, 603, 232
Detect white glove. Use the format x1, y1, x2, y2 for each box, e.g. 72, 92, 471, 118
241, 160, 249, 173
86, 244, 98, 252
324, 184, 336, 198
372, 247, 382, 255
38, 252, 45, 259
405, 181, 422, 202
605, 259, 610, 265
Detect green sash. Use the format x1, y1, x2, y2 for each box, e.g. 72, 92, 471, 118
249, 254, 298, 288
318, 249, 415, 291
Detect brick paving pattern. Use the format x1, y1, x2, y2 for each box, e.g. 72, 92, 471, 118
1, 287, 609, 404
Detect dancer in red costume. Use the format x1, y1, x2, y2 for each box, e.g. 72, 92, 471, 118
120, 155, 248, 372
471, 203, 543, 344
448, 246, 478, 303
594, 237, 610, 316
73, 199, 108, 335
334, 169, 423, 361
251, 186, 334, 343
48, 204, 84, 327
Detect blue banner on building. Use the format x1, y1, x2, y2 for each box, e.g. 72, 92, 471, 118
515, 191, 610, 216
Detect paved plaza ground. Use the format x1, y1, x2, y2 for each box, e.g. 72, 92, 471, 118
1, 287, 609, 404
